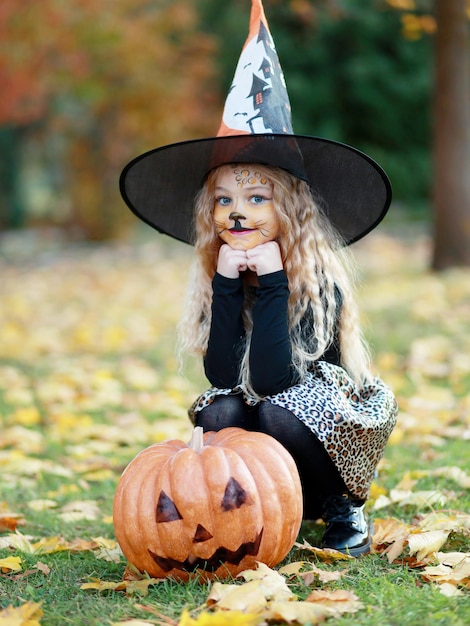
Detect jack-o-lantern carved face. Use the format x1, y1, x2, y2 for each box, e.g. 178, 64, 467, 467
113, 427, 303, 581
148, 477, 263, 573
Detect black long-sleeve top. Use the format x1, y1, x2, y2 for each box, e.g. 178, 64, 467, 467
203, 269, 341, 397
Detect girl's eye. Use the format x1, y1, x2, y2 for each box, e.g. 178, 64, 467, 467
251, 195, 269, 205
216, 196, 231, 206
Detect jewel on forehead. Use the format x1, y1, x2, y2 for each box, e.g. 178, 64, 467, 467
234, 169, 268, 188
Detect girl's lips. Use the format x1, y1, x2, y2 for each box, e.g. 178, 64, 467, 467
229, 228, 255, 235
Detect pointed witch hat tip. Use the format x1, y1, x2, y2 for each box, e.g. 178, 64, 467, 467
217, 0, 293, 137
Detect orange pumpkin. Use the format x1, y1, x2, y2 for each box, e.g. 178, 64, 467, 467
113, 426, 303, 581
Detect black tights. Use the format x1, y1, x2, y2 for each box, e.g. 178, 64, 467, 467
195, 394, 349, 519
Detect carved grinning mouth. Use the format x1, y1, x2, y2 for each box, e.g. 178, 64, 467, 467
148, 528, 264, 573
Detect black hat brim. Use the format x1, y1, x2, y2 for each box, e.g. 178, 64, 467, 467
119, 134, 392, 246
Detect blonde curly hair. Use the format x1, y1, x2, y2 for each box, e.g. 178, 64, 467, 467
177, 163, 372, 397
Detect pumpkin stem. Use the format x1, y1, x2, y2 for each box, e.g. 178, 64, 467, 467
189, 426, 204, 453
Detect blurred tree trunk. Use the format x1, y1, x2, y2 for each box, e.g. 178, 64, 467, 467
0, 127, 24, 229
432, 0, 470, 269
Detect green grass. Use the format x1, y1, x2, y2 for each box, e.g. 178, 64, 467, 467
1, 419, 468, 625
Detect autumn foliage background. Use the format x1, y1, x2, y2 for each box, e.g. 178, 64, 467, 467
0, 1, 469, 624
0, 0, 446, 240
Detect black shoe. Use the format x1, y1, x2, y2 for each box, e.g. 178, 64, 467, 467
320, 493, 372, 557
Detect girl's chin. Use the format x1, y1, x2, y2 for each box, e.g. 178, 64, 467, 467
221, 232, 272, 250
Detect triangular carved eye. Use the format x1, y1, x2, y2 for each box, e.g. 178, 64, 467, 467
193, 524, 213, 543
221, 477, 253, 511
156, 491, 182, 523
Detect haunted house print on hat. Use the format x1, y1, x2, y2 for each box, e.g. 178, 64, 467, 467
218, 0, 293, 136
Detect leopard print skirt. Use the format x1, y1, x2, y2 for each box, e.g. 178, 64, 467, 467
189, 361, 398, 500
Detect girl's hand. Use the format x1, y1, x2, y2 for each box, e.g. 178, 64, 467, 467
217, 244, 248, 278
246, 241, 283, 276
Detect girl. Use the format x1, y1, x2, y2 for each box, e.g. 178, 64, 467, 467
119, 0, 397, 556
177, 163, 397, 556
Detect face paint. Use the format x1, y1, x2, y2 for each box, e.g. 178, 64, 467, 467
213, 165, 279, 250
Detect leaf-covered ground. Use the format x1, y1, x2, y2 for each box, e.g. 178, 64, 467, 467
0, 227, 469, 625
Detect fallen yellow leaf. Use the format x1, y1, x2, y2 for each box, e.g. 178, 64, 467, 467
278, 561, 306, 576
0, 555, 22, 573
10, 407, 41, 426
0, 532, 35, 553
27, 499, 58, 512
178, 610, 261, 625
0, 601, 43, 626
81, 577, 162, 596
32, 536, 70, 554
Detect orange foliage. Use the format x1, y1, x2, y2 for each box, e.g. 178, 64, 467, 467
0, 0, 220, 238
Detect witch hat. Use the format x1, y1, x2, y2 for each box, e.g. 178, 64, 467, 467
120, 0, 391, 246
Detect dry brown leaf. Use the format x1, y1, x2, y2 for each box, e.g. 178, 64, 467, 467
207, 580, 280, 613
407, 530, 450, 562
437, 583, 464, 597
371, 518, 410, 562
58, 500, 101, 522
0, 510, 25, 532
278, 560, 344, 585
415, 510, 470, 533
306, 589, 364, 616
301, 564, 344, 585
238, 562, 293, 601
264, 600, 330, 624
421, 551, 470, 588
389, 489, 447, 508
417, 466, 470, 489
35, 562, 51, 576
207, 563, 293, 613
294, 539, 353, 561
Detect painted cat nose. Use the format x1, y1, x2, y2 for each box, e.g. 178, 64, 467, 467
229, 212, 246, 221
